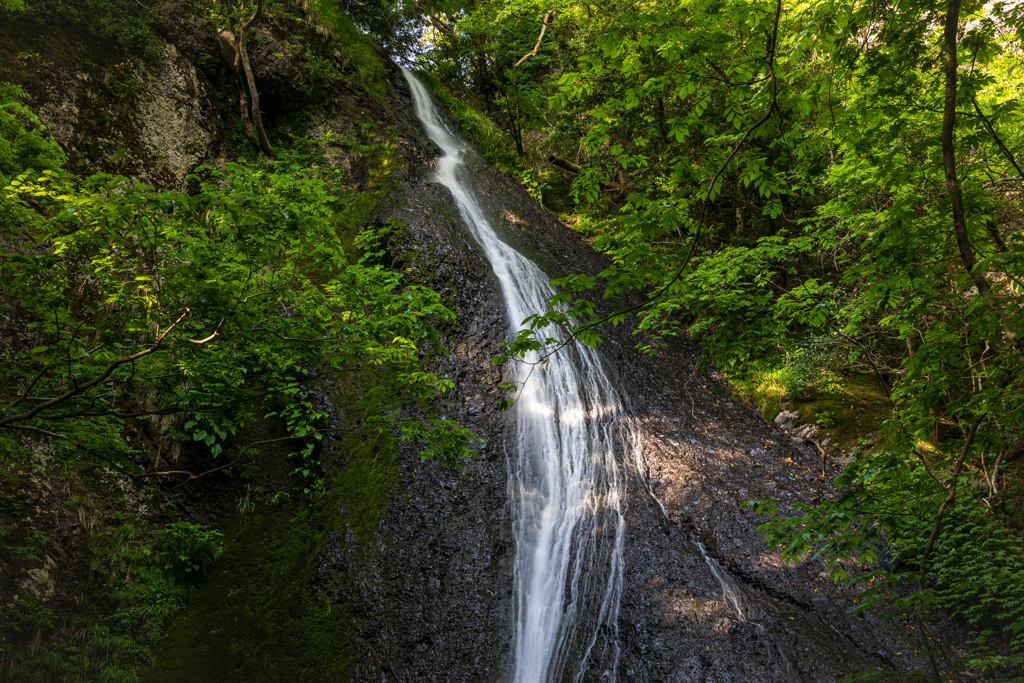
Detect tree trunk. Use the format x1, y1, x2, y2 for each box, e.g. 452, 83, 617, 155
510, 11, 553, 157
241, 0, 274, 159
548, 155, 580, 173
231, 38, 259, 151
941, 0, 1015, 345
233, 0, 275, 160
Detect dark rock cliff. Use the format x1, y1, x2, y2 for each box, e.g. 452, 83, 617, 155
314, 74, 517, 680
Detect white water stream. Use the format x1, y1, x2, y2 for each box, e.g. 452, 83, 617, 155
698, 543, 800, 681
402, 69, 629, 683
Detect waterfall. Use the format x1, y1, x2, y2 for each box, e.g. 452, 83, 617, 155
402, 68, 629, 683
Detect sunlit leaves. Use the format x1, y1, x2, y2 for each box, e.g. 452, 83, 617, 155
1, 136, 476, 477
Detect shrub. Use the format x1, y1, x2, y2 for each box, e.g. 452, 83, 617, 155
154, 522, 224, 582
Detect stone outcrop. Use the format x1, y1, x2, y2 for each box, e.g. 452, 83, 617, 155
774, 408, 825, 443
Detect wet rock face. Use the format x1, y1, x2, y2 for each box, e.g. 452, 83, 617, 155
321, 64, 973, 682
341, 176, 517, 681
309, 66, 515, 682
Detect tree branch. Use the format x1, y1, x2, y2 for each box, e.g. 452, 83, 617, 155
7, 424, 70, 440
0, 309, 189, 429
970, 93, 1024, 185
514, 12, 552, 70
3, 366, 49, 412
913, 448, 946, 490
426, 11, 458, 39
509, 10, 553, 157
189, 317, 225, 345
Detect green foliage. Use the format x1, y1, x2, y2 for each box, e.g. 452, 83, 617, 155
305, 48, 343, 87
10, 598, 56, 634
0, 85, 479, 680
12, 529, 50, 562
396, 414, 481, 470
154, 522, 224, 582
0, 83, 65, 181
3, 516, 215, 682
0, 115, 476, 475
316, 2, 387, 101
24, 0, 160, 60
518, 168, 544, 204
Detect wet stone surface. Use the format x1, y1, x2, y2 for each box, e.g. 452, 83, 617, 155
309, 64, 516, 683
326, 62, 973, 682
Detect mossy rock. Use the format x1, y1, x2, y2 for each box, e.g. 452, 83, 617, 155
786, 373, 891, 454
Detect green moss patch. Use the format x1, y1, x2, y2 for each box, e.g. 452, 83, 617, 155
724, 351, 892, 456
139, 500, 354, 683
140, 423, 398, 683
785, 373, 892, 454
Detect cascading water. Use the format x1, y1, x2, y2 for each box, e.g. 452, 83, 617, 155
401, 68, 629, 682
697, 543, 800, 682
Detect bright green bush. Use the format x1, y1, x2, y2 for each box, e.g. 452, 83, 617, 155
0, 127, 476, 474
0, 83, 65, 181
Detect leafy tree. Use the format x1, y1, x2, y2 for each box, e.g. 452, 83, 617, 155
0, 84, 65, 181
1, 89, 476, 483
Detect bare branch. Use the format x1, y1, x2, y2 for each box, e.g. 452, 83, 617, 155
7, 424, 70, 440
188, 318, 225, 345
514, 11, 552, 70
918, 413, 985, 581
3, 366, 49, 412
913, 449, 946, 490
970, 94, 1024, 185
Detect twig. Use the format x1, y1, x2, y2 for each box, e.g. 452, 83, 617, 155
970, 94, 1024, 185
918, 413, 984, 581
3, 366, 49, 412
0, 309, 189, 430
913, 448, 946, 490
6, 424, 70, 440
188, 318, 225, 345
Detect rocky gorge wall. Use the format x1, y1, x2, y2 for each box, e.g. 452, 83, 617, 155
0, 4, 975, 680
